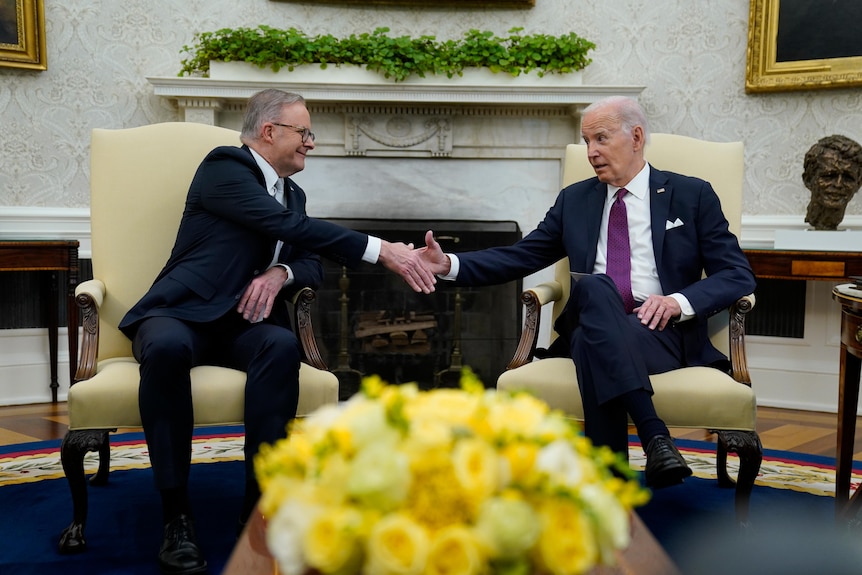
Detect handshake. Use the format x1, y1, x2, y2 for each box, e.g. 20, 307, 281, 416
378, 230, 449, 294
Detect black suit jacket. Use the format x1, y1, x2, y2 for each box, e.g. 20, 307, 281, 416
453, 165, 756, 368
120, 145, 368, 337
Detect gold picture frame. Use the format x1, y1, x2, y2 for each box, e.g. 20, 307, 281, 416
746, 0, 862, 93
270, 0, 534, 7
0, 0, 46, 71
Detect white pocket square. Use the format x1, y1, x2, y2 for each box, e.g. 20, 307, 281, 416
665, 218, 684, 230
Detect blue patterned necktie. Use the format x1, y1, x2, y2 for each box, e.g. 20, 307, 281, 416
606, 188, 635, 313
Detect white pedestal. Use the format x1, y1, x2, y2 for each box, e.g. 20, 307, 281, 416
774, 228, 862, 252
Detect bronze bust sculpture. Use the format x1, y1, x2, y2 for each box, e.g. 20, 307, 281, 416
802, 135, 862, 231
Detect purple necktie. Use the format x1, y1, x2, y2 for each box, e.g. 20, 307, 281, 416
607, 188, 635, 313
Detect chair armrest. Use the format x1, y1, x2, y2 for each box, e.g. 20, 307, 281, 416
506, 281, 565, 370
292, 287, 328, 371
728, 293, 756, 386
74, 279, 106, 383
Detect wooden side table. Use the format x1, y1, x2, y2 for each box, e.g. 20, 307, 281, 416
0, 240, 79, 403
832, 284, 862, 520
744, 248, 862, 281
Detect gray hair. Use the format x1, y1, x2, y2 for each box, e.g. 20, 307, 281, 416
240, 89, 306, 144
583, 96, 651, 144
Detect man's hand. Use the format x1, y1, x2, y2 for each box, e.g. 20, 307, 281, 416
634, 295, 681, 331
237, 267, 288, 323
416, 230, 452, 276
378, 239, 437, 294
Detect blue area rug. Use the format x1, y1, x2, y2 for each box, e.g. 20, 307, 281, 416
0, 431, 859, 574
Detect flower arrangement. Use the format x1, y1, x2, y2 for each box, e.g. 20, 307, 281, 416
255, 370, 649, 575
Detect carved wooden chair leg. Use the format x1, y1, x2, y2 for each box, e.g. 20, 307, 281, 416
716, 430, 763, 527
58, 429, 110, 554
89, 429, 114, 486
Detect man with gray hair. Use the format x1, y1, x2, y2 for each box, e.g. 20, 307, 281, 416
418, 95, 755, 492
803, 134, 862, 230
120, 89, 435, 574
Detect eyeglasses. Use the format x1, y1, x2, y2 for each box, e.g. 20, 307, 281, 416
271, 122, 315, 144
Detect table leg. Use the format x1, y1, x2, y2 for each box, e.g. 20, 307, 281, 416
47, 270, 60, 403
836, 344, 862, 519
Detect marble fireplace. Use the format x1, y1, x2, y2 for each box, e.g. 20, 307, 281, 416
148, 72, 644, 392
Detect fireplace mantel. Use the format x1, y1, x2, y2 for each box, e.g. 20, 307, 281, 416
147, 76, 645, 125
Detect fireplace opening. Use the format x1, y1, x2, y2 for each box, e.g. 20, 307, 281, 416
314, 219, 522, 399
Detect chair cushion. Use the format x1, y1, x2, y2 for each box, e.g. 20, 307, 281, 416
497, 358, 756, 431
68, 358, 339, 430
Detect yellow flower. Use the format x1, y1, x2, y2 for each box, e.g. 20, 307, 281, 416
534, 498, 598, 575
484, 393, 549, 441
258, 378, 646, 575
406, 388, 482, 431
303, 505, 364, 575
452, 438, 499, 503
365, 513, 429, 575
499, 441, 539, 486
426, 525, 485, 575
404, 450, 473, 529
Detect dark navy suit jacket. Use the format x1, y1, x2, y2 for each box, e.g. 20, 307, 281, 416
453, 165, 756, 369
120, 145, 368, 337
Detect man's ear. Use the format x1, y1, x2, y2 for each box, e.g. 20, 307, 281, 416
632, 125, 646, 152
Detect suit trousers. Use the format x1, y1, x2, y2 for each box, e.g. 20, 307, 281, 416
131, 312, 301, 490
566, 274, 684, 452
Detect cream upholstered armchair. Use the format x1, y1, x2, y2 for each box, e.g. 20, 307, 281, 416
58, 123, 339, 553
497, 134, 761, 525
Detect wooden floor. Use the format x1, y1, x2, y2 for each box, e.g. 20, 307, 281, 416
2, 401, 862, 461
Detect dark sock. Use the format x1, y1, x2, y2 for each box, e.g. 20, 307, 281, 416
619, 388, 669, 446
161, 487, 190, 525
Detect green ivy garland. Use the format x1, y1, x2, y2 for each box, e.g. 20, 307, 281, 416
179, 26, 595, 82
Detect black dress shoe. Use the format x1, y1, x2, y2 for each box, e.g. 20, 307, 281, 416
644, 435, 692, 489
158, 514, 208, 575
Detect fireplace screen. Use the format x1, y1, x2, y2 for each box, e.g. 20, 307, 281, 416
313, 219, 522, 399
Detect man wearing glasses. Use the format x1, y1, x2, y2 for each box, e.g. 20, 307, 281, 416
119, 89, 435, 575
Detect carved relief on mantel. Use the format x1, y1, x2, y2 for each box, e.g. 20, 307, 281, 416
147, 76, 644, 162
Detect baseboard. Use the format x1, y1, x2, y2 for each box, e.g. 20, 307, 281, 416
0, 328, 74, 405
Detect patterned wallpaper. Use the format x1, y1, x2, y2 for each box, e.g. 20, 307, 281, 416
2, 0, 862, 218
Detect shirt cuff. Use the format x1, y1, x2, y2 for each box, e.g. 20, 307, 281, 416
270, 263, 294, 288
363, 236, 382, 264
440, 253, 459, 281
669, 293, 694, 322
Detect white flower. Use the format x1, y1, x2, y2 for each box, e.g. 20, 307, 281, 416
347, 441, 411, 511
535, 439, 585, 487
266, 499, 320, 575
580, 483, 631, 562
474, 496, 541, 559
